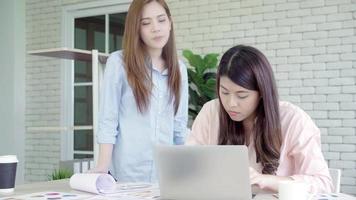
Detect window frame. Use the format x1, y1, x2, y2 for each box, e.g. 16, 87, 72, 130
61, 0, 130, 161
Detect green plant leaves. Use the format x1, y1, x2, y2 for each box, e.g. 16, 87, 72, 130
183, 49, 219, 120
182, 49, 193, 60
50, 168, 73, 180
183, 50, 218, 75
204, 53, 219, 69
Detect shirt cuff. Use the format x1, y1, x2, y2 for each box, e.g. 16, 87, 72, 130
96, 134, 117, 144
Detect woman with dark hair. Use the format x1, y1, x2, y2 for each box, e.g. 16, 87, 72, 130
186, 45, 332, 193
91, 0, 188, 182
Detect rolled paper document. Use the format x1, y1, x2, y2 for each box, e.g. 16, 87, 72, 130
69, 173, 116, 194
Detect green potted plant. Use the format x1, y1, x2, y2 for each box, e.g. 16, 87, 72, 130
182, 50, 219, 121
49, 168, 73, 180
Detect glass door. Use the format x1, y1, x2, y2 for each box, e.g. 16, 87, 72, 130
72, 13, 126, 159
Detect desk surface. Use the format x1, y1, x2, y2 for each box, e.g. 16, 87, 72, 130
1, 180, 355, 200
1, 179, 276, 200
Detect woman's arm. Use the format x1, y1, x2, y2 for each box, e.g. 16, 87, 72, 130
249, 129, 333, 193
173, 61, 189, 145
90, 144, 114, 173
91, 52, 123, 173
287, 131, 333, 193
251, 104, 333, 193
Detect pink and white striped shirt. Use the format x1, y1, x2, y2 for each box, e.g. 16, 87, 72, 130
186, 99, 333, 193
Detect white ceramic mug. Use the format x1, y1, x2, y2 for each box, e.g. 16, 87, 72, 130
279, 180, 309, 200
0, 155, 18, 194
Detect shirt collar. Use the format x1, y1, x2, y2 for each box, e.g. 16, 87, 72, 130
145, 56, 168, 76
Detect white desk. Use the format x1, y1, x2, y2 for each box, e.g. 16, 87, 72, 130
1, 180, 355, 200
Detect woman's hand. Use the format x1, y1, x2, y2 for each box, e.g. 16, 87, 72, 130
86, 144, 114, 174
249, 167, 293, 192
249, 167, 262, 186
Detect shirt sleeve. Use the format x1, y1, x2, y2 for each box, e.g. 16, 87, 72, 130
97, 52, 123, 144
285, 107, 333, 193
185, 100, 214, 145
173, 61, 189, 145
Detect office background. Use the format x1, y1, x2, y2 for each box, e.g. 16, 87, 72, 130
0, 0, 355, 195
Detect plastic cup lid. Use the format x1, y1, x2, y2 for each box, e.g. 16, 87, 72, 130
0, 155, 18, 163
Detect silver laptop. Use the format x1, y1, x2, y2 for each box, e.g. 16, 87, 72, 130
154, 145, 252, 200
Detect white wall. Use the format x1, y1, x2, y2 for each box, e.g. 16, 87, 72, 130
25, 0, 101, 182
0, 0, 26, 184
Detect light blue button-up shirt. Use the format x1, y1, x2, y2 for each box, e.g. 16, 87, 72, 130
97, 50, 188, 182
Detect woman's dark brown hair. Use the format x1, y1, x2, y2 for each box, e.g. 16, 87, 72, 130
217, 45, 282, 175
122, 0, 181, 114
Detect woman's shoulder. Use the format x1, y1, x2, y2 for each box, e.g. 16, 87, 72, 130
279, 101, 319, 138
190, 99, 220, 144
178, 59, 187, 68
104, 50, 126, 81
106, 50, 126, 71
107, 50, 124, 64
279, 101, 311, 121
178, 59, 187, 71
202, 99, 220, 114
177, 59, 188, 80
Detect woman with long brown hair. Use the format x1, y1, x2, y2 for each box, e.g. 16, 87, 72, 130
186, 45, 332, 193
91, 0, 188, 182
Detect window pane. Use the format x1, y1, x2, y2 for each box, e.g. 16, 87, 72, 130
75, 28, 87, 50
94, 31, 105, 52
74, 86, 93, 125
74, 130, 93, 151
74, 25, 91, 83
74, 15, 105, 51
74, 15, 105, 83
74, 61, 92, 83
109, 13, 127, 53
74, 154, 93, 159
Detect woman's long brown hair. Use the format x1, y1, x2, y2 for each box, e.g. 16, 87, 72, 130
122, 0, 181, 114
217, 45, 282, 175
